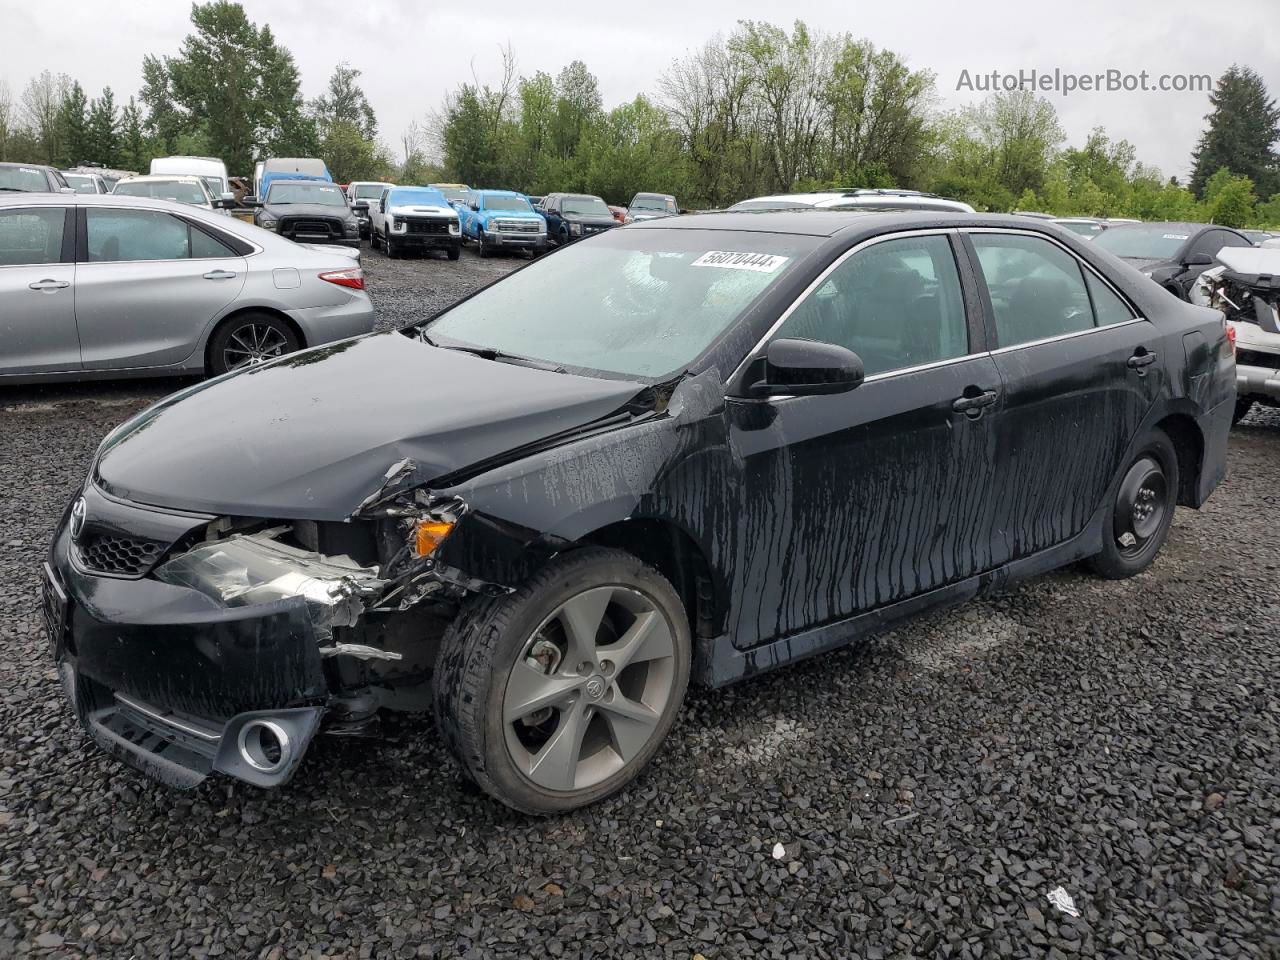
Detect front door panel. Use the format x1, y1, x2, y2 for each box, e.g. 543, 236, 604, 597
724, 354, 1003, 649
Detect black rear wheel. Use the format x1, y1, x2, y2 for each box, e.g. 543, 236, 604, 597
1232, 397, 1254, 426
1087, 430, 1179, 579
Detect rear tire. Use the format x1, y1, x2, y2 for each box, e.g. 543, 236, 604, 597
432, 547, 691, 815
1086, 430, 1179, 579
1232, 397, 1254, 426
207, 313, 301, 377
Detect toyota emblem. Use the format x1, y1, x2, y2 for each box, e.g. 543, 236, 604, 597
69, 497, 87, 542
585, 676, 606, 700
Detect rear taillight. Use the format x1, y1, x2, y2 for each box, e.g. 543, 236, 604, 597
1226, 323, 1237, 354
319, 268, 364, 290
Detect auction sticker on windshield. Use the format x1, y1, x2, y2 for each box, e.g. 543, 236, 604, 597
691, 251, 790, 273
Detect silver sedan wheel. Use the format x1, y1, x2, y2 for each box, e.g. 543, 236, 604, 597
222, 322, 290, 371
502, 585, 677, 793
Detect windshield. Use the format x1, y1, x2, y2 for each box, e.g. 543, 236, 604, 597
1055, 220, 1106, 237
632, 194, 674, 212
0, 166, 50, 191
728, 199, 814, 211
1092, 224, 1192, 260
426, 229, 815, 379
267, 182, 346, 206
562, 196, 611, 217
114, 180, 207, 204
64, 175, 99, 194
355, 183, 389, 199
389, 189, 448, 208
200, 176, 226, 196
483, 195, 532, 212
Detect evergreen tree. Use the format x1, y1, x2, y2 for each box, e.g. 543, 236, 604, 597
86, 87, 119, 167
118, 97, 149, 172
56, 82, 90, 166
1189, 65, 1280, 198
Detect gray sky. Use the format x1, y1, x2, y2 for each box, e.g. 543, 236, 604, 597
6, 0, 1277, 182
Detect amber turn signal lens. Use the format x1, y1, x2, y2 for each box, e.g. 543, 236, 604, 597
413, 521, 454, 557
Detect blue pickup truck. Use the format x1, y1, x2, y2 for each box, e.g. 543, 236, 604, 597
458, 190, 548, 257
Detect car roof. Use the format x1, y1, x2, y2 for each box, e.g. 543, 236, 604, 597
117, 174, 204, 184
631, 209, 1088, 238
477, 189, 525, 196
0, 160, 56, 170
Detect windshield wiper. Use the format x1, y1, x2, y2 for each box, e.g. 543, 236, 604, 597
0, 187, 29, 192
421, 332, 564, 372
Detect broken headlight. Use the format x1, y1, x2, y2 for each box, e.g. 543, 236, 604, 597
154, 530, 385, 637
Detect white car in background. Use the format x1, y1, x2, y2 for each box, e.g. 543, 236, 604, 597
728, 189, 975, 214
113, 175, 236, 215
0, 194, 375, 382
150, 155, 231, 199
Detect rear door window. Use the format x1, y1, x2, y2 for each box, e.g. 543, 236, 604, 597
86, 209, 192, 262
0, 208, 67, 266
970, 233, 1095, 347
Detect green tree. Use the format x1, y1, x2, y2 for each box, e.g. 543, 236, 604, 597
312, 63, 377, 140
85, 87, 119, 167
1202, 167, 1256, 227
140, 54, 182, 153
161, 2, 315, 174
321, 121, 388, 183
1189, 65, 1280, 198
117, 97, 150, 172
56, 82, 90, 166
1256, 193, 1280, 228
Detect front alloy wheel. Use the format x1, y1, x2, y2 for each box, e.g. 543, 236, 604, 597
433, 547, 691, 814
503, 586, 678, 792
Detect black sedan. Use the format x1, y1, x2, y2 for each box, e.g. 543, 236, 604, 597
43, 211, 1234, 813
1091, 221, 1253, 299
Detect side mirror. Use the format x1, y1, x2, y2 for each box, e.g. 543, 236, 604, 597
750, 338, 865, 397
469, 202, 479, 211
1184, 252, 1214, 267
243, 196, 262, 207
214, 197, 236, 210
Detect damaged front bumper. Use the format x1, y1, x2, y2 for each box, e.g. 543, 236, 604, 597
43, 486, 472, 789
46, 518, 339, 788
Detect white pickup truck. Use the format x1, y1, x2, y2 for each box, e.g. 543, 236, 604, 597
369, 186, 461, 260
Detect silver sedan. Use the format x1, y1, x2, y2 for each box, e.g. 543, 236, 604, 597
0, 194, 376, 382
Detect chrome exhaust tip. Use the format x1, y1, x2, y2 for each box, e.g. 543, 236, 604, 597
236, 719, 293, 774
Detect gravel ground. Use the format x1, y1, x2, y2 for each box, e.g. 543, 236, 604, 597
2, 245, 1278, 958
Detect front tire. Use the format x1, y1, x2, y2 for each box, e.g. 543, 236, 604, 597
1087, 430, 1179, 579
432, 547, 691, 815
1232, 397, 1254, 426
477, 229, 490, 258
447, 244, 461, 261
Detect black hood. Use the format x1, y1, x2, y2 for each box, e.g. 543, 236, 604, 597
263, 201, 354, 221
94, 334, 645, 520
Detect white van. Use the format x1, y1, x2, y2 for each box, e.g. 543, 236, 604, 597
150, 156, 230, 199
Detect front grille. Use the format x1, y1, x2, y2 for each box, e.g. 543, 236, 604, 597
78, 534, 165, 576
282, 217, 341, 238
403, 217, 452, 236
1237, 349, 1280, 369
493, 219, 539, 234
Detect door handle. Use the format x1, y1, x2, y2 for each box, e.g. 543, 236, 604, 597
1127, 350, 1157, 370
203, 270, 237, 280
28, 279, 70, 291
952, 389, 998, 416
